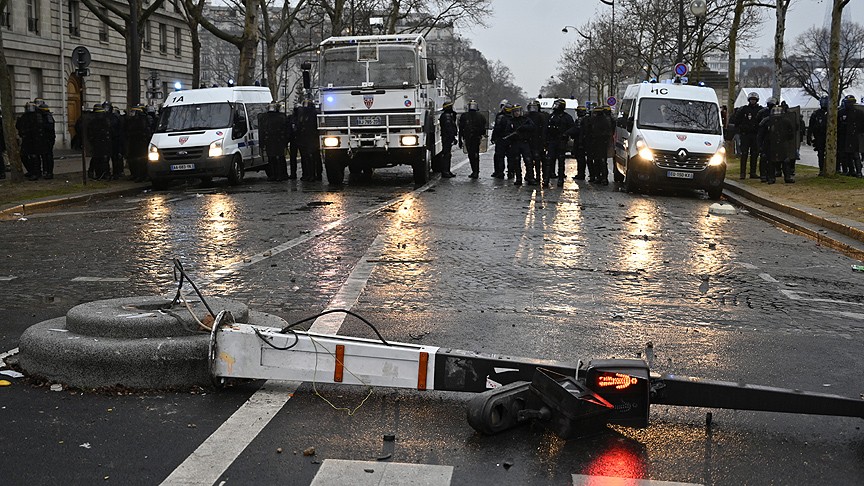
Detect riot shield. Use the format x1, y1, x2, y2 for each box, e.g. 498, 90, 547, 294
78, 111, 96, 156
257, 112, 269, 159
855, 105, 864, 150
768, 110, 798, 162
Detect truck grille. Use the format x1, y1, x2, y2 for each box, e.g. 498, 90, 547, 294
162, 146, 206, 161
319, 113, 420, 129
653, 150, 711, 170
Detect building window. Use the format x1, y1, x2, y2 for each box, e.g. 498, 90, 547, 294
26, 0, 40, 34
101, 76, 111, 103
0, 5, 10, 30
99, 8, 109, 42
142, 21, 151, 50
30, 68, 44, 100
69, 1, 81, 37
159, 23, 167, 53
174, 27, 182, 56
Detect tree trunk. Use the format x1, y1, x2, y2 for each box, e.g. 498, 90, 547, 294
727, 0, 744, 128
237, 1, 259, 85
824, 0, 846, 176
191, 20, 201, 88
128, 6, 141, 107
0, 12, 23, 183
772, 0, 788, 101
266, 41, 278, 100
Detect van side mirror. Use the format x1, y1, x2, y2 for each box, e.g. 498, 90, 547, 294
426, 59, 437, 82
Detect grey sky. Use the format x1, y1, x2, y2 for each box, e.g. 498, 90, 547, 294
462, 0, 862, 97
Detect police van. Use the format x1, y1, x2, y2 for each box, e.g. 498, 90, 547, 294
147, 86, 272, 188
613, 82, 726, 199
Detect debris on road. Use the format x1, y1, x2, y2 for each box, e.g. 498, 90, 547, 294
303, 447, 316, 456
50, 384, 63, 392
1, 370, 24, 378
708, 203, 736, 215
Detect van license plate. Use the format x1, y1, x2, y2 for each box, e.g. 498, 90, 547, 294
667, 170, 693, 179
170, 164, 195, 171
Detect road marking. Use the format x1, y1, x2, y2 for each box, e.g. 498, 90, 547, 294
811, 309, 864, 321
758, 273, 778, 282
311, 459, 453, 486
161, 235, 387, 485
780, 289, 864, 307
0, 276, 17, 281
738, 262, 758, 270
71, 277, 130, 282
572, 476, 702, 486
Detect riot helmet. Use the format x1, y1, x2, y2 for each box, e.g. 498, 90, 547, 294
102, 100, 113, 113
467, 100, 479, 112
576, 106, 588, 117
552, 98, 566, 112
844, 94, 858, 105
34, 98, 49, 111
267, 102, 280, 112
24, 102, 36, 113
512, 104, 523, 117
442, 101, 454, 111
526, 100, 540, 113
503, 102, 514, 114
747, 92, 759, 103
145, 105, 156, 115
93, 103, 105, 113
499, 99, 509, 109
819, 97, 829, 109
771, 105, 783, 115
766, 97, 777, 108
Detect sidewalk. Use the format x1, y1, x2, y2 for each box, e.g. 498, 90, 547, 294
2, 148, 863, 260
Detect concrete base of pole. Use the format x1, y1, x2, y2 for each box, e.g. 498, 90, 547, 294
17, 296, 285, 390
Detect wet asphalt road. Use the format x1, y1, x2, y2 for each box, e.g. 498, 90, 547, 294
1, 152, 863, 485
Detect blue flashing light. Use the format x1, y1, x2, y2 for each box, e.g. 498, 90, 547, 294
326, 96, 335, 103
174, 81, 182, 91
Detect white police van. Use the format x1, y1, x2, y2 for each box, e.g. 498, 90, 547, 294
613, 82, 726, 199
147, 86, 272, 188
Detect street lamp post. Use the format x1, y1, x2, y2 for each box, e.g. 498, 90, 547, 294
600, 0, 615, 99
690, 0, 708, 81
562, 25, 592, 105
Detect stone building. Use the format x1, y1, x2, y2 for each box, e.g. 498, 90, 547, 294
1, 1, 193, 149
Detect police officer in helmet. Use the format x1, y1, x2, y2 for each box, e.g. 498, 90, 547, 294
731, 92, 762, 179
545, 98, 575, 187
506, 104, 535, 186
438, 101, 458, 178
524, 100, 548, 185
260, 102, 291, 181
807, 97, 829, 176
570, 105, 589, 181
16, 102, 41, 180
489, 100, 512, 178
458, 99, 488, 179
122, 104, 153, 182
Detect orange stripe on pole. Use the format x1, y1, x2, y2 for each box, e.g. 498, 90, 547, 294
334, 345, 345, 383
417, 352, 428, 390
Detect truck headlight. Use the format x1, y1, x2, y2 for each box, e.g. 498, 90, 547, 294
209, 139, 224, 158
323, 136, 340, 147
400, 135, 418, 146
708, 146, 726, 166
635, 140, 653, 161
148, 144, 160, 162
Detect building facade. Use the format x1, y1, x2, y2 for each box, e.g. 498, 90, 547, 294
1, 0, 193, 149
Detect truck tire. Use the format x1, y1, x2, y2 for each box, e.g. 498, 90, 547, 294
227, 155, 244, 186
413, 150, 431, 184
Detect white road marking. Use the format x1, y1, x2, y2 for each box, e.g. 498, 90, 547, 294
572, 476, 702, 486
810, 309, 864, 321
311, 459, 453, 486
0, 276, 17, 281
780, 289, 864, 307
160, 235, 388, 485
758, 273, 778, 283
738, 262, 758, 270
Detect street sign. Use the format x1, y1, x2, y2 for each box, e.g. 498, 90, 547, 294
71, 46, 91, 68
674, 63, 688, 76
607, 96, 617, 107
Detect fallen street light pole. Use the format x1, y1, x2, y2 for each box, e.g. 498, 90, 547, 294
209, 311, 864, 440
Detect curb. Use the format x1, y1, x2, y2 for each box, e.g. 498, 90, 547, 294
0, 183, 149, 219
723, 179, 864, 261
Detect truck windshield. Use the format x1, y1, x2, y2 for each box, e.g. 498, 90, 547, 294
156, 103, 233, 133
637, 98, 721, 134
320, 45, 418, 88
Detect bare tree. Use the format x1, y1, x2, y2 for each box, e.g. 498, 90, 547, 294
171, 0, 206, 89
184, 0, 260, 85
259, 0, 315, 100
772, 0, 792, 100
785, 22, 864, 99
381, 0, 491, 35
431, 36, 477, 104
0, 0, 23, 182
80, 0, 167, 107
740, 65, 774, 86
825, 0, 852, 176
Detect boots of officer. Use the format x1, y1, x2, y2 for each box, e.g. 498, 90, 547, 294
782, 160, 795, 183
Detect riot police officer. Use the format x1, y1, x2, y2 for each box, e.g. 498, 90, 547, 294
490, 100, 511, 178
765, 103, 799, 183
87, 104, 113, 180
259, 102, 291, 181
16, 102, 41, 180
731, 92, 762, 179
296, 99, 321, 181
458, 100, 488, 179
569, 106, 589, 180
807, 97, 829, 176
506, 104, 535, 186
525, 100, 548, 185
438, 101, 458, 178
123, 105, 152, 182
838, 95, 863, 178
103, 101, 125, 179
755, 96, 777, 181
545, 99, 574, 187
588, 106, 614, 185
34, 98, 56, 179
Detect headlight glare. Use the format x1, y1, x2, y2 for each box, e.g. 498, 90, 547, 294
148, 144, 159, 162
709, 146, 726, 166
208, 139, 224, 158
638, 147, 654, 161
400, 135, 419, 146
323, 136, 340, 147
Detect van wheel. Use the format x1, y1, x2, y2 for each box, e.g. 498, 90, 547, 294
625, 169, 639, 194
707, 185, 723, 200
151, 178, 170, 190
613, 163, 625, 183
413, 151, 431, 184
227, 155, 244, 186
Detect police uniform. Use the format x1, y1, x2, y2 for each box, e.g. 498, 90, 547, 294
296, 101, 321, 181
259, 104, 291, 181
525, 101, 548, 184
34, 99, 56, 179
545, 99, 575, 186
86, 105, 113, 180
506, 105, 535, 186
458, 101, 488, 179
807, 99, 829, 175
490, 101, 511, 178
123, 106, 153, 182
838, 96, 864, 177
438, 102, 458, 178
103, 102, 125, 179
731, 93, 762, 179
587, 107, 614, 185
16, 103, 41, 180
568, 106, 589, 180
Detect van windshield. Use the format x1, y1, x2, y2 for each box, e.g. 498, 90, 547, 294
320, 45, 418, 88
637, 98, 721, 134
156, 103, 233, 133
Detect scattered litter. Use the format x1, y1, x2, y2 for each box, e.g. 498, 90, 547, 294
243, 258, 252, 263
50, 384, 64, 392
0, 380, 11, 387
708, 203, 736, 215
80, 443, 91, 449
263, 251, 272, 257
503, 461, 513, 470
17, 217, 28, 222
291, 286, 300, 292
276, 448, 283, 454
610, 312, 625, 320
364, 468, 375, 473
48, 328, 69, 333
852, 265, 864, 273
0, 370, 24, 378
118, 313, 156, 319
303, 447, 316, 456
823, 384, 832, 387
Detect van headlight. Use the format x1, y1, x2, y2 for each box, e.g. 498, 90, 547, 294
400, 135, 418, 146
209, 139, 224, 158
635, 139, 653, 161
148, 144, 160, 162
323, 136, 340, 148
708, 146, 726, 166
